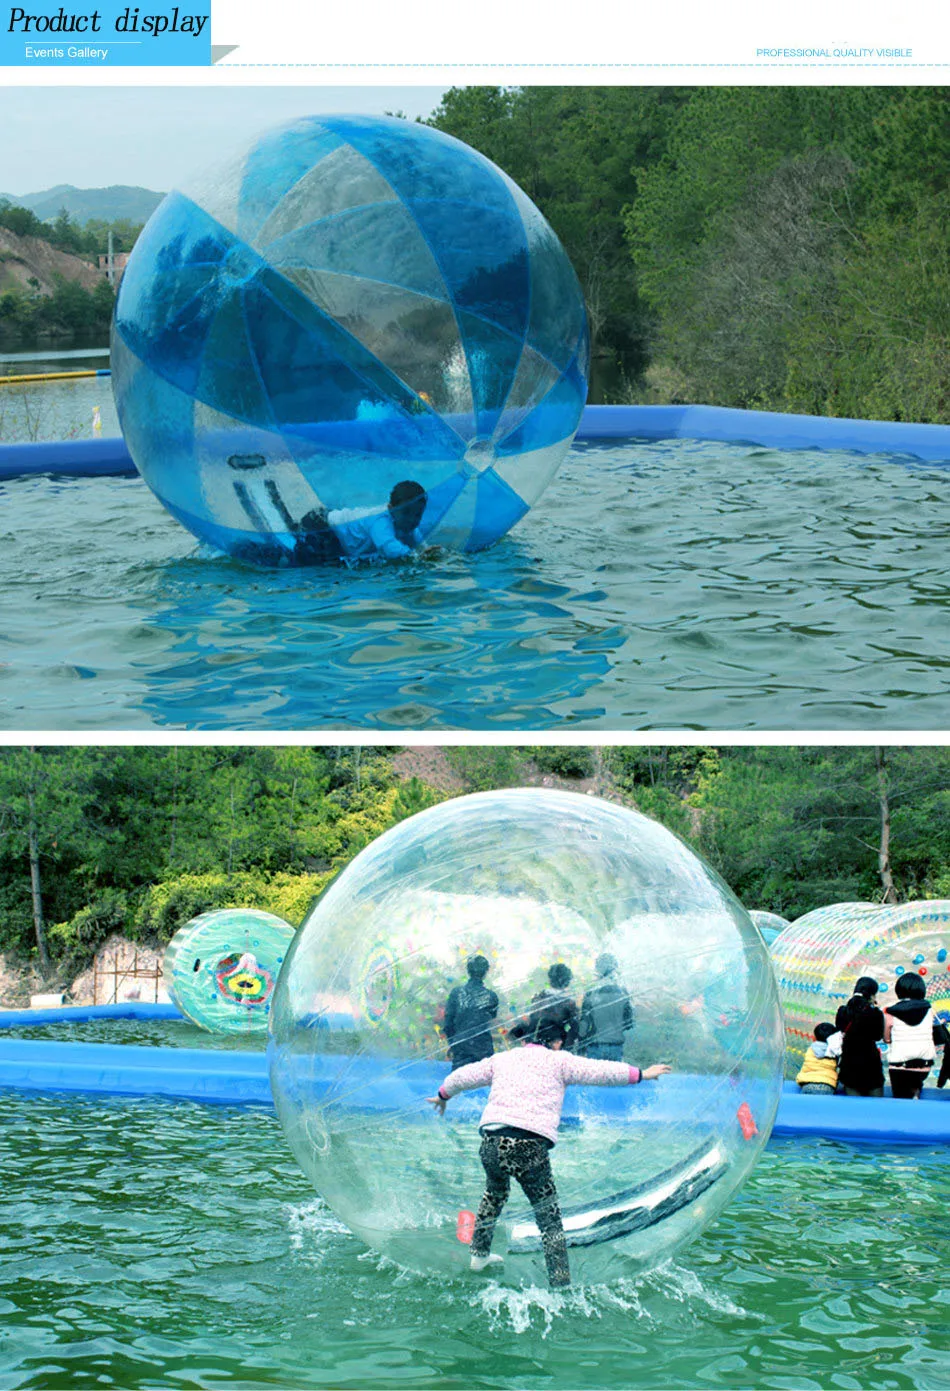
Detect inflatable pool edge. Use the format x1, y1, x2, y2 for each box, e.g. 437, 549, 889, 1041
3, 404, 949, 481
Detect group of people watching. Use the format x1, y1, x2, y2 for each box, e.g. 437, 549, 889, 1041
441, 953, 635, 1068
796, 972, 950, 1099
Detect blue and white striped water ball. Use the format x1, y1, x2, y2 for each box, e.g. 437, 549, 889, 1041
112, 115, 590, 565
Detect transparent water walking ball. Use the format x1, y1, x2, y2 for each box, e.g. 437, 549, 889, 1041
269, 789, 784, 1285
163, 907, 295, 1033
112, 114, 589, 564
749, 910, 790, 946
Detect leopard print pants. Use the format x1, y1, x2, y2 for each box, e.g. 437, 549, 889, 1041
471, 1134, 570, 1288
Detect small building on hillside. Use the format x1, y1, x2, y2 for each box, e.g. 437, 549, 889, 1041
97, 251, 130, 285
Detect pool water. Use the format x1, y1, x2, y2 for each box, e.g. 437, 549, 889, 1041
3, 441, 950, 730
1, 1090, 948, 1389
0, 367, 119, 445
3, 1018, 266, 1050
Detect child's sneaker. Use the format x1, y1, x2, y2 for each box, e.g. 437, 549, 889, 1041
470, 1253, 504, 1272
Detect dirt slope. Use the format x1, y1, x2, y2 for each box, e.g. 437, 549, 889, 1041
0, 227, 104, 297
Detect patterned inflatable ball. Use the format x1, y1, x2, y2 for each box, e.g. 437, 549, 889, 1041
112, 114, 590, 565
269, 789, 784, 1286
771, 901, 950, 1075
163, 908, 295, 1033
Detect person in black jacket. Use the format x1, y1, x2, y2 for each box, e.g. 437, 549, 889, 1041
579, 954, 635, 1061
443, 956, 499, 1068
530, 963, 581, 1052
836, 976, 885, 1096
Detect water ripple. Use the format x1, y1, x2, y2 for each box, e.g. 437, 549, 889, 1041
1, 1093, 949, 1388
3, 441, 950, 728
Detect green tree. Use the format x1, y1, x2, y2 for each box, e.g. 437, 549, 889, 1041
5, 745, 950, 979
48, 207, 83, 255
78, 217, 144, 258
623, 87, 950, 420
0, 749, 106, 970
0, 201, 45, 239
446, 746, 529, 791
430, 86, 689, 363
35, 276, 112, 334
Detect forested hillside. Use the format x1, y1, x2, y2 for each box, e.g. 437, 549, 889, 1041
430, 87, 949, 422
2, 745, 948, 981
1, 184, 162, 226
0, 203, 141, 340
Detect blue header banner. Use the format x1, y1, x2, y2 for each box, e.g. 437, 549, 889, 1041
1, 0, 210, 63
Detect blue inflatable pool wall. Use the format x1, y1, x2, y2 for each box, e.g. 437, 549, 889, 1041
2, 405, 949, 483
0, 1003, 946, 1147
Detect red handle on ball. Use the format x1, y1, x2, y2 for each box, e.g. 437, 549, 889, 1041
737, 1102, 758, 1140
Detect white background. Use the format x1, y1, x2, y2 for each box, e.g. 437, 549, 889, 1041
206, 0, 944, 73
2, 0, 947, 79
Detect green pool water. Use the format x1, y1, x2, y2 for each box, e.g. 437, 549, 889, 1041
1, 1091, 948, 1390
3, 1018, 267, 1051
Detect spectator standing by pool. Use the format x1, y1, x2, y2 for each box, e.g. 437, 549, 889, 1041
883, 973, 936, 1099
836, 977, 885, 1097
443, 955, 499, 1069
937, 1020, 950, 1088
579, 954, 635, 1060
531, 963, 581, 1051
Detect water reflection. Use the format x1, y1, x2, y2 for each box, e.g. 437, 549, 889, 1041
139, 535, 613, 728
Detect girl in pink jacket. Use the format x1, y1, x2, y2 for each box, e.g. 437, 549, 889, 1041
428, 1010, 671, 1288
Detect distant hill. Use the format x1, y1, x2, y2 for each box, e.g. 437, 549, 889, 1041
0, 184, 164, 224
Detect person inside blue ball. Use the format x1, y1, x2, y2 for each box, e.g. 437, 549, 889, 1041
228, 462, 428, 566
326, 480, 428, 563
